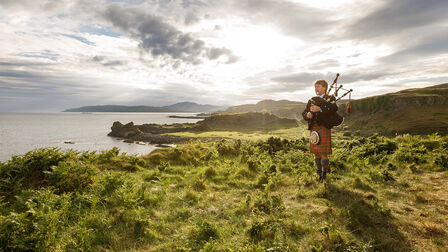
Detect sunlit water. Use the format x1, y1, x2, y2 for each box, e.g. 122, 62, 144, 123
0, 112, 203, 162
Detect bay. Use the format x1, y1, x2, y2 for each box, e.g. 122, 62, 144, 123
0, 112, 203, 162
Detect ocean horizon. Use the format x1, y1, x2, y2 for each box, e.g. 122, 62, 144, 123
0, 112, 203, 162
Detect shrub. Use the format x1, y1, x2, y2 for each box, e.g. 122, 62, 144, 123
216, 140, 240, 156
157, 161, 170, 172
166, 145, 202, 165
100, 172, 125, 196
166, 208, 192, 222
254, 173, 269, 189
98, 154, 145, 172
376, 139, 398, 154
142, 170, 160, 182
145, 150, 167, 166
0, 189, 72, 251
187, 220, 219, 250
0, 148, 75, 196
246, 219, 276, 242
97, 147, 120, 163
368, 169, 394, 183
183, 190, 199, 205
191, 178, 206, 192
420, 139, 440, 150
252, 196, 271, 214
260, 137, 292, 154
204, 166, 217, 179
434, 154, 448, 170
284, 220, 307, 240
247, 157, 260, 172
45, 160, 96, 193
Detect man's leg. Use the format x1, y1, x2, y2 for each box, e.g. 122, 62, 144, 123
314, 154, 322, 181
320, 154, 329, 182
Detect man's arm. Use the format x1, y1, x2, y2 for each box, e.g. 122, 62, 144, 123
302, 100, 312, 121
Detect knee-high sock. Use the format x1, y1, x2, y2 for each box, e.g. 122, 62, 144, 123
321, 159, 329, 180
315, 158, 322, 177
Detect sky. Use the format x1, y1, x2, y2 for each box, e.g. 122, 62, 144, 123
1, 0, 448, 112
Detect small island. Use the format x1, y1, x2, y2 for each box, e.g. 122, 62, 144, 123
168, 112, 211, 119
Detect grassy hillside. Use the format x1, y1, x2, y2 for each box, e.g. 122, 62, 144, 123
198, 111, 297, 131
221, 100, 306, 119
1, 134, 447, 251
338, 83, 448, 136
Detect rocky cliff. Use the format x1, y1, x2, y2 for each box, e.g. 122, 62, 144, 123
338, 83, 448, 136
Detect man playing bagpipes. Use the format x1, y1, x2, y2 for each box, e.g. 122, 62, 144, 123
301, 74, 352, 182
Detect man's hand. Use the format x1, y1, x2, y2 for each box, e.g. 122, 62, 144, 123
306, 112, 313, 119
310, 105, 321, 112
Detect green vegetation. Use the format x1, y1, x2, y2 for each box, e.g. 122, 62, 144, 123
337, 83, 448, 136
168, 127, 307, 142
198, 111, 297, 131
221, 99, 306, 119
128, 111, 298, 135
1, 133, 448, 251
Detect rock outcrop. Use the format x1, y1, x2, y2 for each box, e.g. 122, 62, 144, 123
107, 111, 296, 144
108, 122, 142, 138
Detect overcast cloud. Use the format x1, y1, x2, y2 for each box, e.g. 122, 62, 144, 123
1, 0, 448, 111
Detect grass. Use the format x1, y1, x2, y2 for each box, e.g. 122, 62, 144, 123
1, 134, 448, 251
166, 126, 306, 142
340, 104, 448, 136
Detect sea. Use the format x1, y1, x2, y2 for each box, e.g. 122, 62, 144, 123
0, 112, 203, 162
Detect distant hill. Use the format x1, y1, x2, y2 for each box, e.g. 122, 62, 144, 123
64, 102, 228, 113
339, 83, 448, 135
220, 99, 307, 119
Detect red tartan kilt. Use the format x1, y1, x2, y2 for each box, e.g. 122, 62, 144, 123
309, 125, 332, 155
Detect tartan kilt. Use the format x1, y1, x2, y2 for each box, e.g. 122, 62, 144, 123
309, 124, 332, 155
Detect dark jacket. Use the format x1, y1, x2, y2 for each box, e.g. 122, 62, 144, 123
302, 95, 338, 130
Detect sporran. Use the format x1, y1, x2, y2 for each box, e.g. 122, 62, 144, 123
310, 131, 320, 145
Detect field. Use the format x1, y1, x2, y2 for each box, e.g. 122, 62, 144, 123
1, 131, 447, 251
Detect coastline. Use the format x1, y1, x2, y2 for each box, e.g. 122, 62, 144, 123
0, 112, 203, 162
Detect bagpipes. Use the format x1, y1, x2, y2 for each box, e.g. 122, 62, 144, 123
309, 73, 353, 128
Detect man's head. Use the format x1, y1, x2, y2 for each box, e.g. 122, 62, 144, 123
313, 80, 328, 96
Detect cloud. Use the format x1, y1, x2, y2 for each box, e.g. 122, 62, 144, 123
237, 69, 390, 99
184, 12, 200, 25
102, 3, 238, 64
15, 50, 60, 61
305, 59, 341, 70
79, 24, 121, 37
62, 34, 95, 46
0, 0, 71, 13
184, 0, 334, 41
2, 0, 448, 111
380, 30, 448, 63
347, 0, 448, 40
272, 71, 386, 86
0, 59, 230, 111
91, 55, 126, 67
